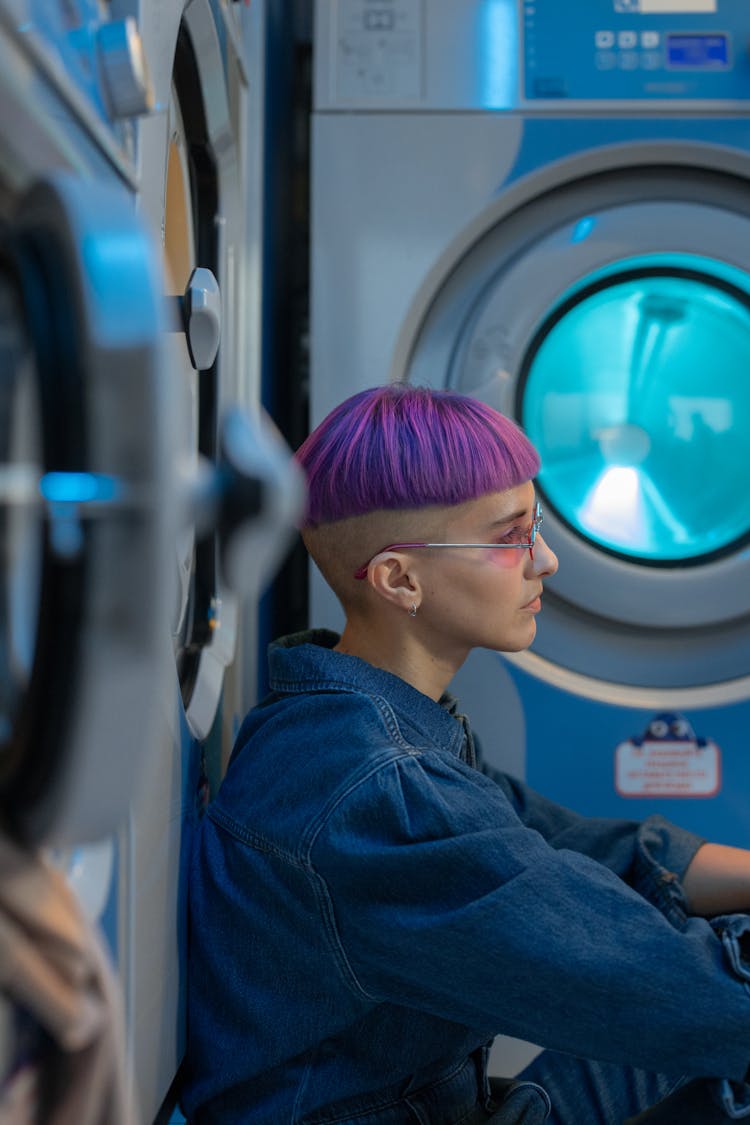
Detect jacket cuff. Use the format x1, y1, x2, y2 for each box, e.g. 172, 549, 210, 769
710, 913, 750, 987
632, 815, 706, 927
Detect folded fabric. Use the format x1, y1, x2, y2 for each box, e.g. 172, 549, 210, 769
0, 833, 139, 1125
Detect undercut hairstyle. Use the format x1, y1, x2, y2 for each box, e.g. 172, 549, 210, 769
296, 384, 540, 527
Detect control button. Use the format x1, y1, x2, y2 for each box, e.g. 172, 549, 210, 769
595, 30, 615, 48
595, 50, 617, 70
618, 50, 639, 69
618, 30, 638, 48
641, 31, 660, 48
641, 50, 662, 69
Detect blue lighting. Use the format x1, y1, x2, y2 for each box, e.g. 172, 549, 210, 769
523, 258, 750, 562
82, 226, 161, 345
478, 0, 518, 110
571, 217, 596, 243
39, 472, 122, 504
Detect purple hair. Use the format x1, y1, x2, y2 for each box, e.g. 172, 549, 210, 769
296, 384, 540, 526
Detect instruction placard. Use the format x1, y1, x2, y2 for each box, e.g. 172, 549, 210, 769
614, 712, 721, 798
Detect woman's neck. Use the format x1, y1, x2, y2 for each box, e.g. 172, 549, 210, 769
334, 619, 462, 702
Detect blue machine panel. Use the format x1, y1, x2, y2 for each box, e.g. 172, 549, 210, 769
510, 661, 750, 849
524, 0, 750, 100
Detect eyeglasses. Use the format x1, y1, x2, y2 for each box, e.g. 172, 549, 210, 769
353, 501, 543, 580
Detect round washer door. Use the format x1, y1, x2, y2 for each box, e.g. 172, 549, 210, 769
399, 157, 750, 696
0, 172, 176, 845
155, 8, 245, 741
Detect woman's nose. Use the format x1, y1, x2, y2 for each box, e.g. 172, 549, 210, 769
529, 533, 558, 577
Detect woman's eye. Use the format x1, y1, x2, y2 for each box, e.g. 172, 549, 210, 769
500, 526, 526, 545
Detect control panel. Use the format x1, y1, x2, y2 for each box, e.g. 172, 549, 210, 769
524, 0, 750, 101
315, 0, 750, 109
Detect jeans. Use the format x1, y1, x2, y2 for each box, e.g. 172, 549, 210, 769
518, 1050, 750, 1124
296, 1050, 748, 1125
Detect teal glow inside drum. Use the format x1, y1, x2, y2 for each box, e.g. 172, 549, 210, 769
520, 259, 750, 563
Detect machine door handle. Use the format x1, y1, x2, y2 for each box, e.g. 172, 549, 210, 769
169, 267, 222, 372
191, 407, 305, 597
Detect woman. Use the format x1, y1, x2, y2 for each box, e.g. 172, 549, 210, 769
183, 384, 750, 1124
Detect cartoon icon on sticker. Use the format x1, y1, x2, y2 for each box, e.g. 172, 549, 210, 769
615, 711, 721, 798
632, 713, 706, 748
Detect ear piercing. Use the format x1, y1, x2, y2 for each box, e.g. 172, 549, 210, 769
409, 603, 418, 618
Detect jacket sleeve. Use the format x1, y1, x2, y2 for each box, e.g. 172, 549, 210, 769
474, 732, 705, 926
310, 749, 750, 1084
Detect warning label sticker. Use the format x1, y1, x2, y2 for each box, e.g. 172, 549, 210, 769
614, 712, 721, 799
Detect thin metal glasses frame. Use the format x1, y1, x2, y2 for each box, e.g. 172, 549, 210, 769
353, 502, 543, 580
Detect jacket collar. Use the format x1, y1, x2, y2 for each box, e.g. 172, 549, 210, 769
268, 630, 467, 758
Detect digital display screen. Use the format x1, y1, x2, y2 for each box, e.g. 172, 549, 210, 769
667, 33, 729, 68
639, 0, 717, 11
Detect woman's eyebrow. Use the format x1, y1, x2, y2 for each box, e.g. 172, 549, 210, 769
486, 504, 531, 531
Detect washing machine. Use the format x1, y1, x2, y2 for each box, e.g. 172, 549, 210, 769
0, 2, 302, 1119
85, 4, 301, 1118
310, 0, 750, 856
0, 2, 178, 1113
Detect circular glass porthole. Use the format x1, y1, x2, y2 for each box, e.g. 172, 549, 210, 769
520, 257, 750, 565
401, 164, 750, 688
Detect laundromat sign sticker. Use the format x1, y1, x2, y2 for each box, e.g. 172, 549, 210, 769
615, 712, 721, 798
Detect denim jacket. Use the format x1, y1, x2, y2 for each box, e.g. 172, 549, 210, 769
182, 631, 750, 1124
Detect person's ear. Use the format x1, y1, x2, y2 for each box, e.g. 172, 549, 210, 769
368, 553, 421, 616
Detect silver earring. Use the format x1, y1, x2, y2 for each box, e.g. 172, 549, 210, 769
409, 603, 418, 618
